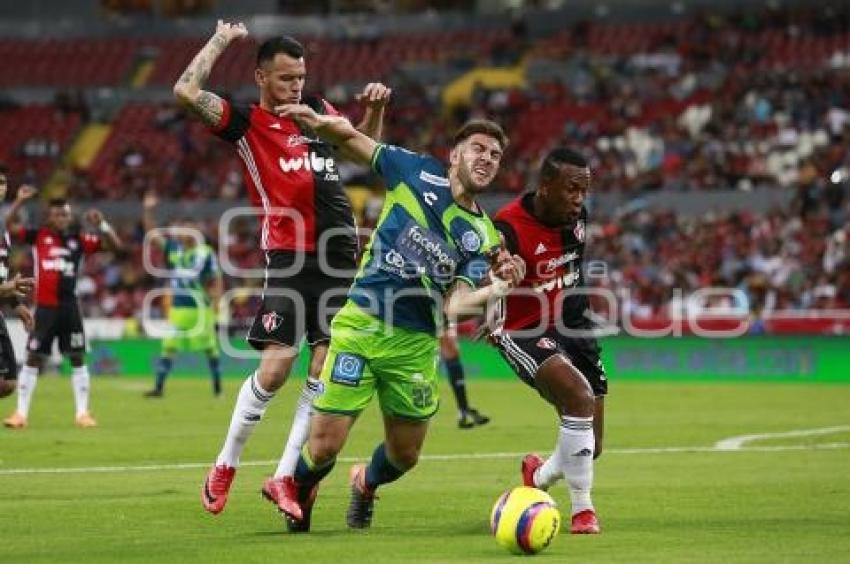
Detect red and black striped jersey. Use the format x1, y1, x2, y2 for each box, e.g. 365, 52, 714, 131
211, 96, 357, 265
15, 227, 100, 307
494, 193, 590, 331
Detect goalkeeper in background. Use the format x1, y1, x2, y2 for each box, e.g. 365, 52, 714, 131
142, 192, 223, 397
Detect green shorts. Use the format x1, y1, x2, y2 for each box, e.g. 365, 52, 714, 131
162, 306, 218, 355
313, 301, 440, 420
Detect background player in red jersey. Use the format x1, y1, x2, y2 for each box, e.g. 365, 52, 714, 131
0, 168, 35, 399
490, 147, 605, 534
3, 186, 122, 429
173, 20, 391, 516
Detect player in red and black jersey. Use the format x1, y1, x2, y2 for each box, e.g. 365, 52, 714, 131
174, 21, 392, 517
0, 168, 35, 400
2, 186, 122, 429
490, 148, 606, 534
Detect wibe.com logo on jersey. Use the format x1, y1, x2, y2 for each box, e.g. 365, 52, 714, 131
279, 152, 339, 181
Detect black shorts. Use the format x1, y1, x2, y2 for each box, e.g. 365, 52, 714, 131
248, 250, 355, 350
27, 303, 87, 356
0, 316, 17, 381
493, 327, 608, 396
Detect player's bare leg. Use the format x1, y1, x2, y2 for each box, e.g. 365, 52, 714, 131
203, 343, 297, 514
531, 355, 600, 534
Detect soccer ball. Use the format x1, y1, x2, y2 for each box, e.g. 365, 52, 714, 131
490, 486, 561, 555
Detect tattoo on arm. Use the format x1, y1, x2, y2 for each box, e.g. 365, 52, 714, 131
188, 91, 225, 127
177, 34, 227, 90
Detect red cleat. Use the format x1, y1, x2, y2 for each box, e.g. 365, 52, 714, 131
261, 476, 303, 522
201, 465, 236, 515
570, 509, 601, 534
521, 453, 545, 489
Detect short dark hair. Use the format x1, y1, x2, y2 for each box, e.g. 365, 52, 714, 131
257, 36, 305, 67
540, 147, 588, 182
0, 163, 8, 175
452, 119, 509, 150
48, 198, 68, 208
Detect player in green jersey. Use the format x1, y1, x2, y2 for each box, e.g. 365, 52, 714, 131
270, 104, 526, 532
142, 193, 224, 398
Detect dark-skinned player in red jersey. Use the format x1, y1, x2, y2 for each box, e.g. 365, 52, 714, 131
3, 185, 122, 429
489, 147, 606, 534
0, 167, 36, 400
173, 20, 391, 520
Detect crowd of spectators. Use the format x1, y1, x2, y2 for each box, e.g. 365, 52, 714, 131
3, 5, 850, 328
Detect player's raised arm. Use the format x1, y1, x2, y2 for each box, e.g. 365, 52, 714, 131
6, 184, 36, 229
173, 20, 248, 128
354, 82, 392, 141
85, 209, 123, 252
277, 103, 378, 166
142, 192, 166, 248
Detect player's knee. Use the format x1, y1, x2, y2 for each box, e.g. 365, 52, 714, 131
255, 367, 286, 391
69, 354, 85, 367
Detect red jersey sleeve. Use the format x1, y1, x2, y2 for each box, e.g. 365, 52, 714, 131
209, 99, 251, 143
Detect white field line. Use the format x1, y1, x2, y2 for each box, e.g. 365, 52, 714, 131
1, 442, 848, 476
714, 425, 850, 451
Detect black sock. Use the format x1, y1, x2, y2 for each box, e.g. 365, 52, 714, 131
443, 356, 469, 412
294, 448, 336, 495
207, 355, 222, 395
154, 357, 173, 392
364, 443, 406, 491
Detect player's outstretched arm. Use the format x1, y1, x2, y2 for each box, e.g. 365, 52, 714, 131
277, 103, 378, 166
6, 184, 36, 228
173, 20, 247, 128
445, 254, 526, 322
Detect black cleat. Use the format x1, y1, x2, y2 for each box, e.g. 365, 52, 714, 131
346, 464, 376, 529
144, 389, 163, 398
458, 408, 490, 429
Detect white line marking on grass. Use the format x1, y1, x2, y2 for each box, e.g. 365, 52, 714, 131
1, 442, 848, 476
714, 425, 850, 450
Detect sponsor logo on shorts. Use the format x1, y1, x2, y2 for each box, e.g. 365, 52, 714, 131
331, 353, 365, 386
262, 312, 283, 333
536, 337, 557, 350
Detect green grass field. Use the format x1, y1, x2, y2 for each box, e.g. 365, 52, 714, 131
2, 376, 849, 563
